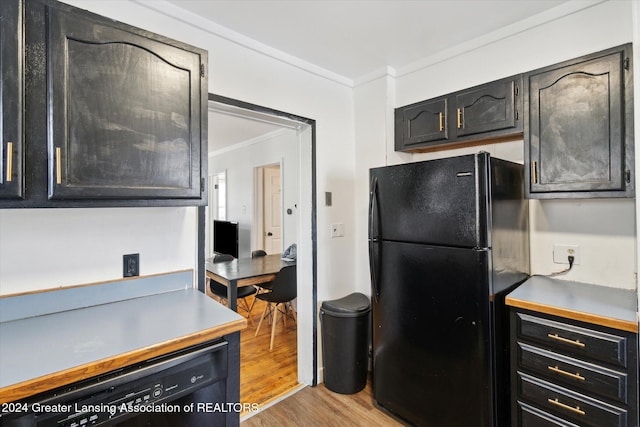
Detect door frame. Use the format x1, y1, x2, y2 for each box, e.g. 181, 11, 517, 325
198, 93, 318, 386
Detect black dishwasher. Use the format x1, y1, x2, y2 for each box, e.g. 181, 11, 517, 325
0, 339, 229, 427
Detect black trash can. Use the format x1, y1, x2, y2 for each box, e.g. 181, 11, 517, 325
320, 292, 371, 394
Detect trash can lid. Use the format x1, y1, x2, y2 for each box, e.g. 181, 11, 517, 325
321, 292, 370, 317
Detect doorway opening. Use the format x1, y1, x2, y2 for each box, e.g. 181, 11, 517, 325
254, 163, 282, 255
205, 94, 317, 413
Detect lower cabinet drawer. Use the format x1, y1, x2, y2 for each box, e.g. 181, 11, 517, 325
517, 372, 628, 427
517, 342, 628, 403
515, 313, 627, 368
517, 400, 580, 427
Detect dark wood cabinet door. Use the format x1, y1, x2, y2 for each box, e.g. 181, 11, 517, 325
395, 97, 448, 150
454, 76, 521, 138
526, 45, 633, 198
46, 4, 206, 200
0, 0, 24, 199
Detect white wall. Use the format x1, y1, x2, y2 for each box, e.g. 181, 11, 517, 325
0, 207, 197, 294
354, 0, 638, 291
209, 129, 299, 259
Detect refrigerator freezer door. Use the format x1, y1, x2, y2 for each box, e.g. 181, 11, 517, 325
372, 241, 494, 427
369, 153, 488, 249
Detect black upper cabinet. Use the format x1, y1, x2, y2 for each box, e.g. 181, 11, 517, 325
1, 0, 208, 208
0, 0, 23, 200
395, 75, 523, 152
395, 97, 449, 149
453, 77, 519, 138
525, 44, 634, 199
46, 2, 206, 201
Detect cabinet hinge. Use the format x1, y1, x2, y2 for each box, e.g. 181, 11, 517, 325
624, 57, 630, 71
515, 110, 519, 121
626, 170, 631, 184
200, 63, 205, 78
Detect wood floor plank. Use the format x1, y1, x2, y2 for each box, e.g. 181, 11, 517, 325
241, 379, 404, 426
239, 296, 299, 411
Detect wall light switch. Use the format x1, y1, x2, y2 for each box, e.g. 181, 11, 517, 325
331, 223, 344, 238
325, 192, 332, 206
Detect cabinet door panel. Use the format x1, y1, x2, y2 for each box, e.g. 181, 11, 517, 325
455, 77, 519, 137
528, 50, 625, 194
400, 98, 448, 147
47, 6, 204, 200
0, 0, 23, 199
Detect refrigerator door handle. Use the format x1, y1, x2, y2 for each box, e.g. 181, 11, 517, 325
369, 176, 381, 301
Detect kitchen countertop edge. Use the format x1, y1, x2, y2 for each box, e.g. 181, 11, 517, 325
505, 275, 638, 333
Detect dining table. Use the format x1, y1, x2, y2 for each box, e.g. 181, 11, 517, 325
205, 253, 295, 311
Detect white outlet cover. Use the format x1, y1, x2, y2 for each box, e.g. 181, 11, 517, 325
553, 244, 580, 265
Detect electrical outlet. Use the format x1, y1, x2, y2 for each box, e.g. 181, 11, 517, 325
123, 253, 140, 277
553, 244, 580, 265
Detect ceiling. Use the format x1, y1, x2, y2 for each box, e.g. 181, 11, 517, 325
165, 0, 582, 151
166, 0, 574, 82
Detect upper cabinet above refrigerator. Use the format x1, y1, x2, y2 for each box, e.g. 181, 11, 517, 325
395, 74, 523, 152
524, 44, 634, 199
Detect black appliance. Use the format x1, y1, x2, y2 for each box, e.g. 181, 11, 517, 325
368, 152, 529, 427
0, 340, 232, 427
213, 220, 239, 258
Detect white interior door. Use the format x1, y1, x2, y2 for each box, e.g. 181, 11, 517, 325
263, 165, 282, 253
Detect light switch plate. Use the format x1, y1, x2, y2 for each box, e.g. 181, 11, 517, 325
330, 223, 344, 238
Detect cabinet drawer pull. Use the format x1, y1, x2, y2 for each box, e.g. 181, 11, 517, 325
532, 161, 538, 184
548, 333, 585, 348
456, 108, 463, 129
548, 398, 585, 416
6, 142, 13, 182
438, 112, 444, 132
56, 147, 62, 184
548, 365, 585, 381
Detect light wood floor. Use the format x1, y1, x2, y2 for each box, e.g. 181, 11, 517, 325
241, 378, 405, 426
239, 296, 299, 412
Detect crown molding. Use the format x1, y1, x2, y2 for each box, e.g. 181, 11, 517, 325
394, 0, 607, 79
132, 0, 354, 88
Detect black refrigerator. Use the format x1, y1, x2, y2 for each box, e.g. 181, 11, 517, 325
368, 152, 529, 427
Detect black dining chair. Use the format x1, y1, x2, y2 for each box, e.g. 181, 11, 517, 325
251, 249, 274, 293
254, 265, 297, 350
208, 253, 257, 325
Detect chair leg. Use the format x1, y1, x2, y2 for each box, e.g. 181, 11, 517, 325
282, 304, 287, 328
270, 303, 280, 351
255, 302, 269, 337
240, 298, 255, 327
288, 302, 298, 324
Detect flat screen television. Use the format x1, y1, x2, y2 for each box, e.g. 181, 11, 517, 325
213, 220, 239, 258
